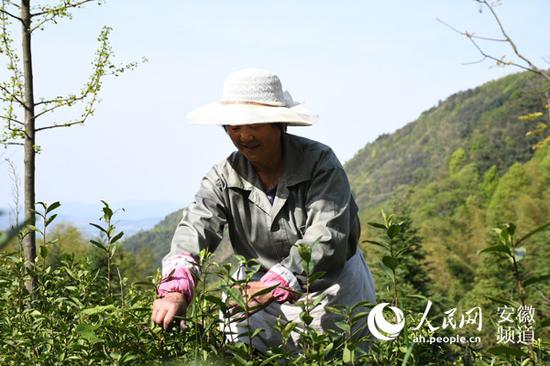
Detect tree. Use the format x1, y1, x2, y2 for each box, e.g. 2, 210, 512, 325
0, 0, 142, 292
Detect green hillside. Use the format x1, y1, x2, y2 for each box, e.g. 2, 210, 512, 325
346, 71, 546, 209
346, 71, 549, 309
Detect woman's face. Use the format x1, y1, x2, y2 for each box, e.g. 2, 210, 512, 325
226, 123, 282, 166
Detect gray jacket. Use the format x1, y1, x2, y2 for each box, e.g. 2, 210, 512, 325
163, 133, 360, 291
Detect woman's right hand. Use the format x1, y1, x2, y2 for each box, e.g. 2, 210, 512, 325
151, 292, 188, 330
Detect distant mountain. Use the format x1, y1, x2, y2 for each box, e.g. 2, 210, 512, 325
0, 200, 184, 237
123, 210, 233, 272
345, 71, 544, 209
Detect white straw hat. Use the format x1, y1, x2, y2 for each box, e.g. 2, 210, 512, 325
187, 68, 319, 126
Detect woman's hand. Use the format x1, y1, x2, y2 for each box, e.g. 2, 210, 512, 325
228, 281, 276, 316
151, 292, 188, 330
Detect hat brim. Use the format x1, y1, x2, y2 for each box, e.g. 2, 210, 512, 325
187, 102, 318, 126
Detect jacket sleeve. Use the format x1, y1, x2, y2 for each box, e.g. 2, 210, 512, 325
261, 149, 359, 300
158, 167, 228, 301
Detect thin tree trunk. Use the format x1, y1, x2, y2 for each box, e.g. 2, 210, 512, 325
21, 0, 37, 293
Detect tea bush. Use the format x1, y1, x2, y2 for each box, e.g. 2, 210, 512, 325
0, 202, 548, 365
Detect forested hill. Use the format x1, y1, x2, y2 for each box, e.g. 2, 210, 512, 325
347, 70, 549, 305
124, 71, 550, 300
345, 71, 545, 209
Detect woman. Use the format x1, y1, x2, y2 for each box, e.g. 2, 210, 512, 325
151, 68, 376, 352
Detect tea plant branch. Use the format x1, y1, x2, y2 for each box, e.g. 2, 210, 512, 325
480, 222, 550, 365
365, 211, 403, 307
89, 201, 124, 298
116, 267, 124, 307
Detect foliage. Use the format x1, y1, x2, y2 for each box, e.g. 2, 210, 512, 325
3, 203, 548, 365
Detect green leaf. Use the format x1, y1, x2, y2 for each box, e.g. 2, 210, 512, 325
478, 245, 510, 256
381, 209, 388, 224
382, 256, 399, 270
205, 295, 226, 309
308, 271, 326, 282
401, 344, 414, 366
367, 222, 386, 230
100, 200, 113, 217
46, 201, 61, 214
80, 305, 116, 315
325, 306, 344, 315
362, 239, 390, 250
29, 310, 42, 317
250, 327, 264, 339
111, 231, 124, 244
487, 345, 526, 357
300, 312, 313, 325
259, 355, 282, 366
250, 284, 279, 299
335, 321, 350, 332
495, 223, 516, 245
504, 223, 516, 236
378, 260, 394, 279
524, 274, 550, 287
387, 224, 401, 239
351, 300, 373, 311
89, 223, 108, 235
36, 202, 47, 212
406, 294, 428, 302
226, 288, 246, 309
516, 221, 550, 245
40, 245, 48, 259
27, 225, 40, 233
395, 246, 412, 257
343, 344, 354, 363
537, 318, 550, 329
89, 239, 106, 251
76, 324, 101, 344
324, 342, 334, 356
297, 244, 312, 262
45, 214, 58, 227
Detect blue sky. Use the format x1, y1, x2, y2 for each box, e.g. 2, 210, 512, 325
1, 0, 549, 221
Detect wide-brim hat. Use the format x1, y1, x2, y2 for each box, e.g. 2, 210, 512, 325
187, 68, 319, 126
